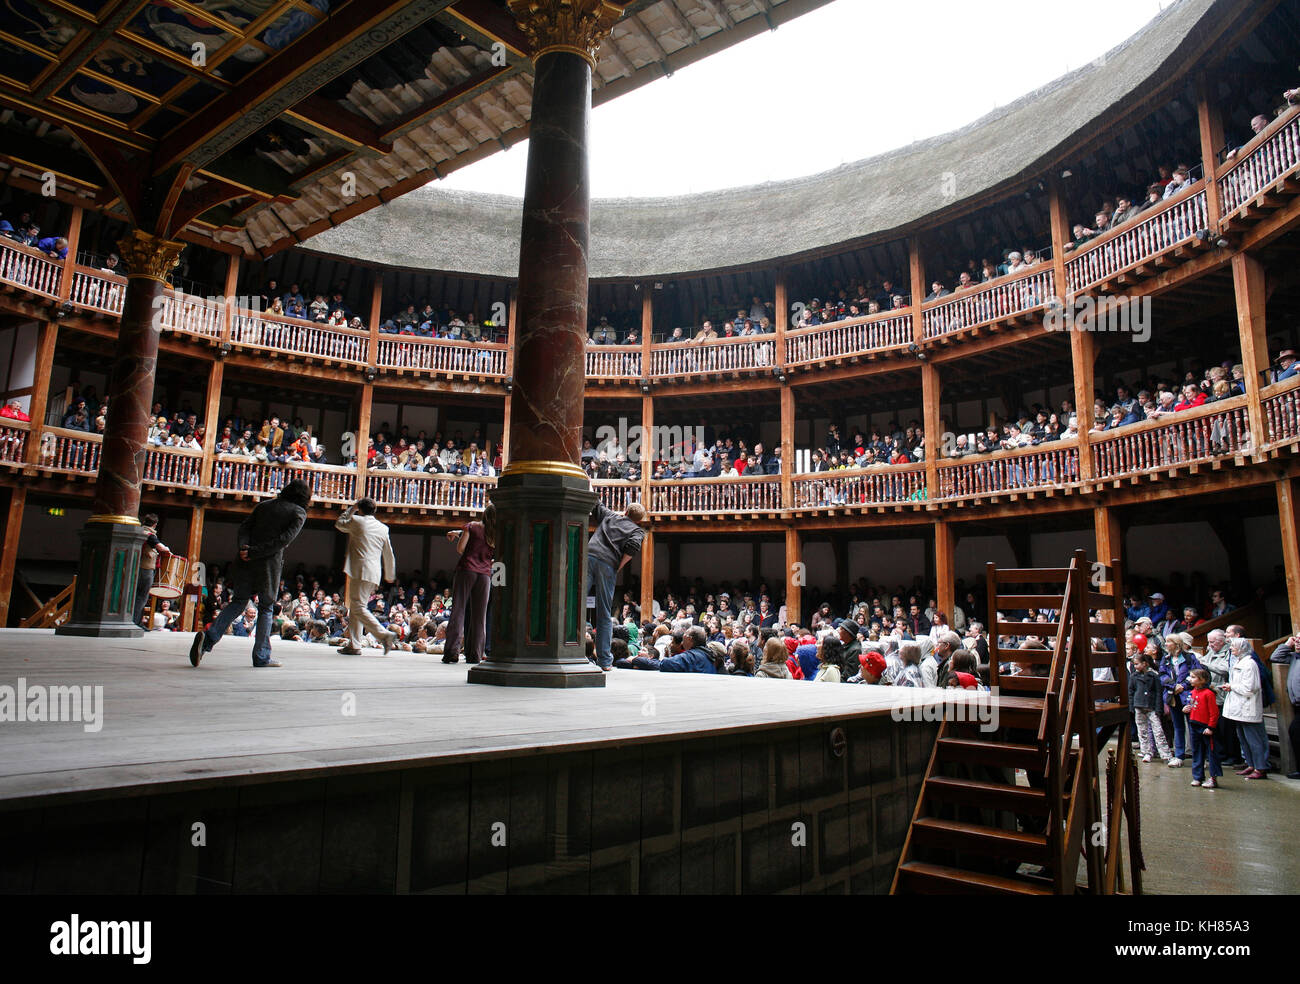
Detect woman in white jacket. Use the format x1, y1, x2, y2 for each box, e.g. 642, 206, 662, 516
1220, 637, 1267, 779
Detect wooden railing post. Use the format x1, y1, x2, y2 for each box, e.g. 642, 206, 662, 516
367, 270, 382, 371
1196, 72, 1225, 232
199, 358, 223, 488
220, 253, 238, 348
25, 319, 59, 454
355, 382, 372, 497
640, 287, 653, 380
779, 383, 794, 510
1232, 252, 1270, 459
784, 526, 801, 627
774, 266, 788, 367
921, 362, 940, 503
0, 487, 26, 627
57, 205, 83, 303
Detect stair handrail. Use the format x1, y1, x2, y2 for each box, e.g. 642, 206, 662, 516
19, 577, 76, 629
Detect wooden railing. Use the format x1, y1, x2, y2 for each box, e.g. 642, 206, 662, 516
365, 471, 494, 511
0, 418, 30, 466
376, 335, 507, 376
157, 291, 225, 339
232, 311, 369, 365
69, 267, 125, 316
1261, 376, 1300, 449
791, 465, 926, 507
936, 441, 1080, 499
1065, 184, 1209, 294
923, 266, 1056, 339
585, 345, 643, 379
212, 457, 357, 503
1218, 106, 1300, 218
19, 578, 76, 629
0, 240, 63, 300
37, 426, 101, 474
142, 444, 203, 488
649, 474, 782, 514
649, 334, 776, 376
785, 311, 913, 364
592, 479, 641, 512
1089, 397, 1250, 480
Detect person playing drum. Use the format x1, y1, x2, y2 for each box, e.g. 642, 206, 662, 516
134, 513, 172, 629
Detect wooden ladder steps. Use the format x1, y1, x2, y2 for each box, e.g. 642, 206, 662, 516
924, 775, 1050, 814
935, 736, 1045, 771
909, 817, 1051, 864
894, 860, 1053, 895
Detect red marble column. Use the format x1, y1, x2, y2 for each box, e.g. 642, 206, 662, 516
470, 1, 623, 688
93, 230, 185, 521
58, 229, 183, 637
502, 50, 593, 477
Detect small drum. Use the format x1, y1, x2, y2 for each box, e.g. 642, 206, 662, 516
150, 554, 187, 599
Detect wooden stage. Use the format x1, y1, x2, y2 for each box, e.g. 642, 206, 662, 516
0, 629, 957, 893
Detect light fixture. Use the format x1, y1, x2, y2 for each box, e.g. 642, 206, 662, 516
1060, 169, 1073, 179
504, 375, 514, 394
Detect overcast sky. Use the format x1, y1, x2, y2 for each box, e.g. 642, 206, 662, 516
440, 0, 1171, 199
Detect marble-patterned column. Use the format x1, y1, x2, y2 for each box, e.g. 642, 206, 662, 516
58, 229, 184, 638
469, 0, 623, 689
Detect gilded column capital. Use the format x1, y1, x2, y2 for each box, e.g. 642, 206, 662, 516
116, 229, 185, 284
508, 0, 624, 68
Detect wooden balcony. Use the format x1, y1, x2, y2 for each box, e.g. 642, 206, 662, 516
649, 474, 783, 517
1064, 183, 1210, 296
1262, 376, 1300, 455
231, 310, 369, 367
791, 465, 927, 512
936, 442, 1081, 503
648, 334, 777, 381
923, 266, 1056, 343
585, 345, 643, 383
1218, 105, 1300, 228
785, 311, 913, 369
1089, 396, 1251, 484
376, 334, 507, 380
0, 240, 62, 302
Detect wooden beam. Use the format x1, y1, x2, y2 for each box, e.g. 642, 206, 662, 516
1277, 478, 1300, 631
1196, 72, 1225, 232
286, 96, 393, 153
922, 362, 940, 501
1231, 252, 1269, 457
155, 0, 455, 173
1093, 504, 1123, 590
441, 0, 533, 57
935, 517, 955, 624
785, 527, 801, 627
640, 529, 654, 625
24, 320, 58, 460
0, 487, 26, 627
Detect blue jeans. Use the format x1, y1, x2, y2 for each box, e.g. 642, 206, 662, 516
1168, 701, 1188, 757
1190, 725, 1221, 781
205, 592, 276, 665
584, 557, 617, 669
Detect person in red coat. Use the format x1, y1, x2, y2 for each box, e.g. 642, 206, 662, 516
1183, 667, 1222, 788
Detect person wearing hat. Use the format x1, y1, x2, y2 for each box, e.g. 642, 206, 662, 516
1273, 349, 1299, 383
850, 650, 888, 685
837, 619, 863, 678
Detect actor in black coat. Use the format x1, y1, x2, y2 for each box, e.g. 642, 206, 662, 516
190, 479, 311, 667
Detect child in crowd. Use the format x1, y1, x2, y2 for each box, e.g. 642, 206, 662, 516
1129, 653, 1176, 765
1183, 668, 1221, 788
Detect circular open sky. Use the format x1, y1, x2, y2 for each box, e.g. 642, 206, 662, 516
441, 0, 1169, 199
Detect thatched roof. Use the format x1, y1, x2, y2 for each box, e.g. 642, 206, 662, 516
303, 0, 1226, 279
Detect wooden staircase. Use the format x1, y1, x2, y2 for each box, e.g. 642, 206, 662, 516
19, 578, 76, 629
892, 550, 1143, 895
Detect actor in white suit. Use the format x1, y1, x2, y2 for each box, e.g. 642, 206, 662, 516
335, 497, 398, 654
